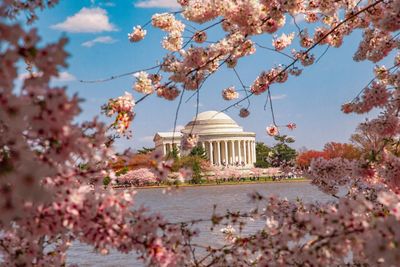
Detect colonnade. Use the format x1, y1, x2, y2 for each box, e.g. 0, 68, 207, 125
162, 142, 180, 156
200, 139, 256, 166
159, 139, 256, 166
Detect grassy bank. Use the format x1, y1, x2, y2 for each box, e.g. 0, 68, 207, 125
114, 177, 309, 189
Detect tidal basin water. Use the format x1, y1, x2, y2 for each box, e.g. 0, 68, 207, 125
68, 182, 334, 266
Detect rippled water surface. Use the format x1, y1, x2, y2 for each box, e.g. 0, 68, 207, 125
68, 182, 333, 266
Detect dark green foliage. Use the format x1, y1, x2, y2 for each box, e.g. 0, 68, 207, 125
189, 145, 207, 159
269, 143, 297, 167
137, 147, 155, 154
255, 142, 272, 168
116, 166, 129, 176
103, 176, 111, 186
191, 159, 202, 184
256, 135, 297, 168
167, 147, 180, 160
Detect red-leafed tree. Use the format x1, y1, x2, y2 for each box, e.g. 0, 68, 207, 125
296, 150, 327, 170
323, 142, 362, 160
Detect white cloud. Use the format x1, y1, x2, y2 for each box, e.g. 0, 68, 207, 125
134, 0, 180, 9
82, 36, 117, 47
53, 72, 77, 82
18, 71, 76, 83
270, 94, 287, 100
51, 7, 116, 33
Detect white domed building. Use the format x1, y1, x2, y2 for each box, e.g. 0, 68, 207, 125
153, 111, 256, 167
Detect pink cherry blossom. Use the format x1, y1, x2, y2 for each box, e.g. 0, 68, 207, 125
266, 125, 279, 136
222, 86, 239, 100
272, 32, 295, 51
133, 71, 154, 94
128, 26, 146, 42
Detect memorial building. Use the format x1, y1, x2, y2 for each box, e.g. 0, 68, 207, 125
153, 111, 256, 167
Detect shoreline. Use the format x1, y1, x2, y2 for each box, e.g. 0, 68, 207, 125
114, 178, 310, 190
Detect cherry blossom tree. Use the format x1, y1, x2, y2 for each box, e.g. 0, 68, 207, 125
117, 168, 158, 186
1, 0, 400, 266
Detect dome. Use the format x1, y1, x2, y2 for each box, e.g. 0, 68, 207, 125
181, 110, 243, 135
194, 110, 236, 122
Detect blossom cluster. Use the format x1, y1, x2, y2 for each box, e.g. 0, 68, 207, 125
222, 86, 239, 100
266, 125, 279, 136
128, 25, 147, 42
156, 84, 180, 101
152, 13, 185, 51
102, 92, 135, 135
133, 71, 154, 94
272, 32, 295, 51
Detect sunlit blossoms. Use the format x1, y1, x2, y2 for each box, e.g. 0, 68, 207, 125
272, 32, 295, 51
293, 50, 316, 66
133, 71, 153, 94
156, 85, 180, 101
128, 25, 146, 42
222, 86, 239, 100
266, 125, 279, 136
102, 92, 136, 135
250, 72, 269, 95
152, 13, 185, 51
220, 225, 236, 243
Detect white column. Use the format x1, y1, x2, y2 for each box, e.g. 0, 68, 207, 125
209, 141, 214, 165
217, 141, 221, 165
231, 140, 236, 164
224, 141, 228, 165
252, 141, 256, 164
238, 140, 242, 164
243, 140, 247, 165
250, 141, 254, 164
249, 141, 253, 164
247, 140, 251, 164
201, 142, 205, 150
163, 143, 166, 156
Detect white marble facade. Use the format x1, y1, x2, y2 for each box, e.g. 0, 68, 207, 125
154, 111, 256, 167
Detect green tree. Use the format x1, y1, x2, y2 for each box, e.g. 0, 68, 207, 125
191, 159, 202, 184
255, 142, 272, 168
269, 143, 297, 167
189, 145, 207, 159
137, 146, 155, 154
172, 155, 205, 184
256, 136, 297, 168
166, 146, 180, 160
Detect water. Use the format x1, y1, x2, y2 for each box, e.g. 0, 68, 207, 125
68, 181, 333, 266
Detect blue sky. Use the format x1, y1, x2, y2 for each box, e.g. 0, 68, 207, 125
20, 0, 391, 151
